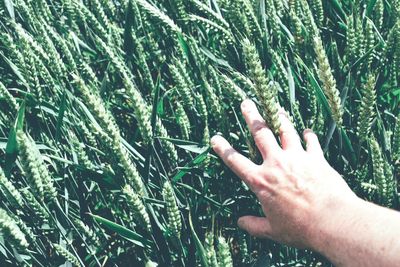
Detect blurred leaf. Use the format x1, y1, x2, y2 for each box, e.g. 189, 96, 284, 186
4, 0, 14, 20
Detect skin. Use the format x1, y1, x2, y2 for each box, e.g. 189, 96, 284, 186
211, 99, 400, 267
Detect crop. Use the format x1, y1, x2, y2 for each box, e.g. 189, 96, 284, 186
0, 0, 399, 266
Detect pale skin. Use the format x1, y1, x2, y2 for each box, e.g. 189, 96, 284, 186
211, 99, 400, 267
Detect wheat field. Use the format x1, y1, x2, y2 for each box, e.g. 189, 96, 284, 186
0, 0, 399, 266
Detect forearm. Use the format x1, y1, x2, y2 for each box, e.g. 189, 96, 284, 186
311, 197, 400, 267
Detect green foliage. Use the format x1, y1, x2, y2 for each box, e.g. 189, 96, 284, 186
0, 0, 398, 266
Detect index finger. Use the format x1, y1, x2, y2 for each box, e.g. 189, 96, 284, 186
211, 135, 258, 186
241, 99, 281, 160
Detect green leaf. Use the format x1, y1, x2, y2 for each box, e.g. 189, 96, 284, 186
69, 32, 96, 55
173, 147, 211, 182
0, 52, 28, 87
328, 0, 346, 19
179, 182, 230, 213
143, 75, 161, 182
89, 214, 152, 248
188, 212, 209, 267
157, 137, 199, 146
177, 33, 190, 61
296, 56, 333, 119
201, 47, 230, 68
175, 144, 209, 154
55, 90, 67, 141
4, 102, 25, 175
124, 0, 134, 58
366, 0, 378, 16
341, 128, 356, 166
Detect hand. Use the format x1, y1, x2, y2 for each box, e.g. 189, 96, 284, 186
211, 99, 358, 248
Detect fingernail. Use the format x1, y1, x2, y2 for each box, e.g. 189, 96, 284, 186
241, 99, 253, 112
210, 135, 219, 147
237, 217, 245, 228
278, 109, 288, 117
303, 129, 313, 136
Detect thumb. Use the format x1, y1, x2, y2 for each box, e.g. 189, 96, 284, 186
238, 216, 272, 238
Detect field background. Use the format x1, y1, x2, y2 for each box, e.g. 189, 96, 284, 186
0, 0, 399, 266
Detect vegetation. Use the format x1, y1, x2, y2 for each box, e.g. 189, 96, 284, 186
0, 0, 399, 266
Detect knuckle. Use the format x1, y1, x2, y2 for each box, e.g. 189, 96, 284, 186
247, 173, 258, 184
251, 178, 264, 189
246, 170, 261, 185
252, 120, 266, 133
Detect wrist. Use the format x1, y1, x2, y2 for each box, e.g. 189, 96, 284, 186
307, 194, 365, 254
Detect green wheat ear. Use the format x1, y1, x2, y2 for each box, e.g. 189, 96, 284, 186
0, 81, 18, 113
238, 232, 250, 263
73, 219, 100, 246
155, 118, 179, 165
203, 81, 223, 123
0, 166, 23, 208
364, 19, 375, 68
370, 138, 396, 207
265, 0, 282, 41
357, 74, 376, 141
226, 0, 252, 38
204, 232, 218, 267
53, 243, 82, 267
217, 236, 233, 267
75, 76, 146, 194
71, 137, 95, 170
136, 0, 182, 35
309, 0, 324, 26
98, 36, 154, 144
313, 36, 343, 126
21, 189, 50, 223
170, 61, 195, 109
241, 0, 262, 40
221, 74, 247, 102
373, 0, 384, 30
393, 116, 400, 163
0, 209, 29, 252
346, 15, 357, 65
175, 101, 191, 140
122, 184, 152, 233
243, 39, 281, 134
17, 131, 57, 202
162, 181, 182, 238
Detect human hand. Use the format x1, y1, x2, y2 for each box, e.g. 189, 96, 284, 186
211, 99, 358, 248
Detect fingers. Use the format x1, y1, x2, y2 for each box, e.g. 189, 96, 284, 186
278, 110, 302, 151
303, 129, 323, 156
241, 100, 281, 159
211, 135, 258, 185
238, 216, 272, 238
